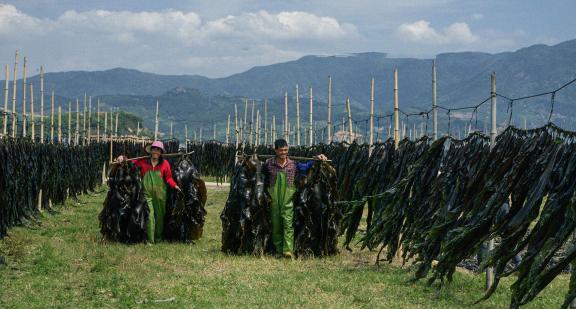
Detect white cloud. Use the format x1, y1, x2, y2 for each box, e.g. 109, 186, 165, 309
397, 20, 478, 44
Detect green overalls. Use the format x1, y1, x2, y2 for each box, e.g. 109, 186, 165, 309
268, 170, 295, 254
142, 170, 167, 243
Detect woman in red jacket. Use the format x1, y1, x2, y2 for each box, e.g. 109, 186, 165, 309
118, 141, 180, 243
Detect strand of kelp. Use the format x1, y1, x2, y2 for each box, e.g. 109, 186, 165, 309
0, 138, 179, 240
335, 124, 576, 308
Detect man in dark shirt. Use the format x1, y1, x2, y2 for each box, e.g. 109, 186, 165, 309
263, 139, 327, 258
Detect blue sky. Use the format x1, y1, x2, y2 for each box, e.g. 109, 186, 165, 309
0, 0, 574, 77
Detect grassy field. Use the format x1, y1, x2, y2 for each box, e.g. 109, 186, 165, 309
0, 186, 570, 308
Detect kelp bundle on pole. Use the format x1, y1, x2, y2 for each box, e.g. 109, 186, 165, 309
221, 154, 271, 255
293, 161, 341, 257
164, 156, 207, 242
99, 161, 149, 243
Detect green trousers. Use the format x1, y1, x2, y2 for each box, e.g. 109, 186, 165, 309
142, 170, 167, 243
268, 172, 295, 254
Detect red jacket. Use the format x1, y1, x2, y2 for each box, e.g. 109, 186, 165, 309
131, 157, 177, 189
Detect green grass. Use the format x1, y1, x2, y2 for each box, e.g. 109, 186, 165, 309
0, 186, 570, 308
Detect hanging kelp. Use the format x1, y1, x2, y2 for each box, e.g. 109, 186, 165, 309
99, 162, 149, 243
221, 154, 271, 255
293, 161, 341, 257
164, 156, 207, 242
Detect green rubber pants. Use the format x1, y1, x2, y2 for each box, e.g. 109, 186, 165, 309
142, 170, 167, 243
268, 171, 295, 254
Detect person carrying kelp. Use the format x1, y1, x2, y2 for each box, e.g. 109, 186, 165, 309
263, 139, 327, 258
117, 141, 181, 243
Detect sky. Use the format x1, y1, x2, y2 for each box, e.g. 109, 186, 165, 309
0, 0, 574, 77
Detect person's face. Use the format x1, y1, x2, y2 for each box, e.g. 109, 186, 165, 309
150, 147, 162, 159
275, 146, 289, 159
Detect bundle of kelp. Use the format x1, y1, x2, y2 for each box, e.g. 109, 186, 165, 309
340, 137, 431, 248
99, 161, 149, 243
293, 161, 341, 257
186, 141, 237, 179
164, 156, 207, 242
221, 154, 271, 255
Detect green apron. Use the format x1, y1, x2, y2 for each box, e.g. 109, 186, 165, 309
142, 170, 167, 243
268, 171, 295, 254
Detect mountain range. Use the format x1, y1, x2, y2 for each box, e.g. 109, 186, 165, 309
2, 39, 576, 139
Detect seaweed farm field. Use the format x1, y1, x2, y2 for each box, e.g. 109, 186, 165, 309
0, 185, 570, 308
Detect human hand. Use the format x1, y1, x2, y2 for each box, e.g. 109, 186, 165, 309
316, 154, 328, 161
175, 185, 182, 192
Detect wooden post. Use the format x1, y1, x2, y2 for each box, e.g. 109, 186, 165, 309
234, 104, 239, 148
369, 77, 375, 155
200, 127, 203, 142
213, 123, 216, 140
11, 50, 18, 138
50, 91, 54, 143
22, 57, 27, 137
194, 129, 197, 142
284, 91, 289, 141
264, 99, 268, 146
30, 84, 34, 141
83, 93, 86, 142
255, 110, 260, 146
88, 96, 91, 143
170, 121, 173, 139
58, 103, 62, 143
346, 97, 353, 143
309, 87, 313, 146
243, 98, 248, 143
432, 60, 438, 140
68, 101, 71, 145
154, 100, 159, 140
3, 64, 8, 135
40, 66, 44, 143
272, 115, 276, 142
97, 99, 100, 143
394, 67, 399, 149
104, 111, 108, 141
327, 75, 332, 143
75, 98, 79, 145
250, 99, 255, 145
486, 72, 497, 291
296, 84, 301, 146
115, 109, 119, 137
224, 114, 229, 144
185, 124, 188, 150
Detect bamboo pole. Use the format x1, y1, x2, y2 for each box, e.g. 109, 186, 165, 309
213, 123, 216, 140
296, 84, 300, 146
250, 99, 255, 145
88, 96, 91, 143
58, 103, 62, 143
234, 104, 239, 148
194, 129, 197, 143
327, 75, 332, 143
170, 121, 173, 139
432, 60, 438, 140
272, 115, 276, 142
83, 93, 86, 141
104, 111, 108, 141
40, 66, 44, 143
75, 98, 79, 145
51, 91, 54, 143
30, 84, 34, 141
264, 99, 268, 146
394, 67, 399, 149
243, 98, 248, 142
226, 114, 230, 144
309, 87, 313, 146
22, 57, 27, 137
11, 50, 18, 138
97, 99, 100, 142
185, 124, 188, 150
255, 110, 260, 146
369, 77, 375, 155
200, 127, 203, 142
154, 100, 159, 140
68, 101, 71, 145
284, 91, 289, 141
486, 72, 497, 290
115, 109, 119, 137
346, 97, 353, 143
3, 64, 8, 135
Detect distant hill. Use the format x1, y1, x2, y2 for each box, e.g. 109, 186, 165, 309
2, 39, 576, 138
